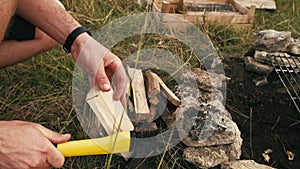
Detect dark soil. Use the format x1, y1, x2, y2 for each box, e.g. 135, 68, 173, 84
224, 57, 300, 169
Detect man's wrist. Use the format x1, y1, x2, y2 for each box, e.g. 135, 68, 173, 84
63, 26, 91, 53
70, 32, 92, 60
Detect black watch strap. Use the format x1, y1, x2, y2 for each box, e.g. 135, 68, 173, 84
63, 26, 92, 53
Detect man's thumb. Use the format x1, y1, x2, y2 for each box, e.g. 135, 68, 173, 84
36, 124, 71, 144
95, 64, 111, 91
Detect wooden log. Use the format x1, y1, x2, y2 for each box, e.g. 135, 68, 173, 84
160, 107, 175, 126
147, 71, 181, 106
161, 1, 171, 13
178, 0, 184, 12
145, 70, 160, 105
86, 86, 134, 135
135, 121, 158, 133
127, 67, 150, 116
145, 70, 160, 97
147, 103, 158, 123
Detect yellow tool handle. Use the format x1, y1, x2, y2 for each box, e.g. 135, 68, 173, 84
56, 131, 131, 157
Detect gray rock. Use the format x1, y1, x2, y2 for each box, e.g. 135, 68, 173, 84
287, 39, 300, 55
253, 76, 268, 86
227, 122, 243, 160
253, 50, 271, 65
192, 68, 229, 91
183, 121, 242, 168
245, 56, 273, 75
182, 100, 236, 147
221, 160, 275, 169
253, 29, 292, 52
184, 146, 229, 168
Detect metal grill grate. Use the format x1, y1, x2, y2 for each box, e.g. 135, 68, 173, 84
268, 53, 300, 113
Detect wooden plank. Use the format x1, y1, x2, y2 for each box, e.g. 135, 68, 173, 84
127, 67, 150, 115
163, 13, 250, 24
154, 0, 180, 13
235, 0, 276, 10
185, 0, 227, 3
161, 15, 252, 30
248, 5, 256, 23
230, 0, 249, 14
86, 86, 134, 135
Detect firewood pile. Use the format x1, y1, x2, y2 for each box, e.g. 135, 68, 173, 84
126, 67, 181, 132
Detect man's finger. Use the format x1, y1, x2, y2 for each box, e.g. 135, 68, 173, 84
112, 66, 129, 102
95, 63, 111, 91
46, 144, 65, 168
35, 124, 71, 144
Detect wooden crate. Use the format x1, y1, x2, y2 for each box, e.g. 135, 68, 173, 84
153, 0, 256, 30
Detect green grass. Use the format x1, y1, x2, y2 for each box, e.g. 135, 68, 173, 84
0, 0, 300, 168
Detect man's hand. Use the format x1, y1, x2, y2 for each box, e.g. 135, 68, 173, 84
0, 120, 71, 169
71, 34, 129, 104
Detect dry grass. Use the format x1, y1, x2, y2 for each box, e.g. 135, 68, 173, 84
0, 0, 299, 168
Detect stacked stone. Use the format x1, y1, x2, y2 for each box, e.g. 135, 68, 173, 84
173, 68, 275, 168
172, 68, 240, 168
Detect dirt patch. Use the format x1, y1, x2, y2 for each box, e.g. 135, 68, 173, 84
224, 57, 300, 169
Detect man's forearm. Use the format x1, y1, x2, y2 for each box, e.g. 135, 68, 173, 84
16, 0, 80, 46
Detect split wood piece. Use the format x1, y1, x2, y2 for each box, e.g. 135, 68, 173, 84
86, 86, 134, 135
147, 104, 158, 123
147, 93, 169, 123
127, 67, 158, 132
160, 107, 175, 127
177, 0, 184, 12
147, 70, 181, 106
135, 121, 158, 133
161, 1, 171, 13
126, 99, 136, 122
145, 70, 160, 105
127, 67, 150, 122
